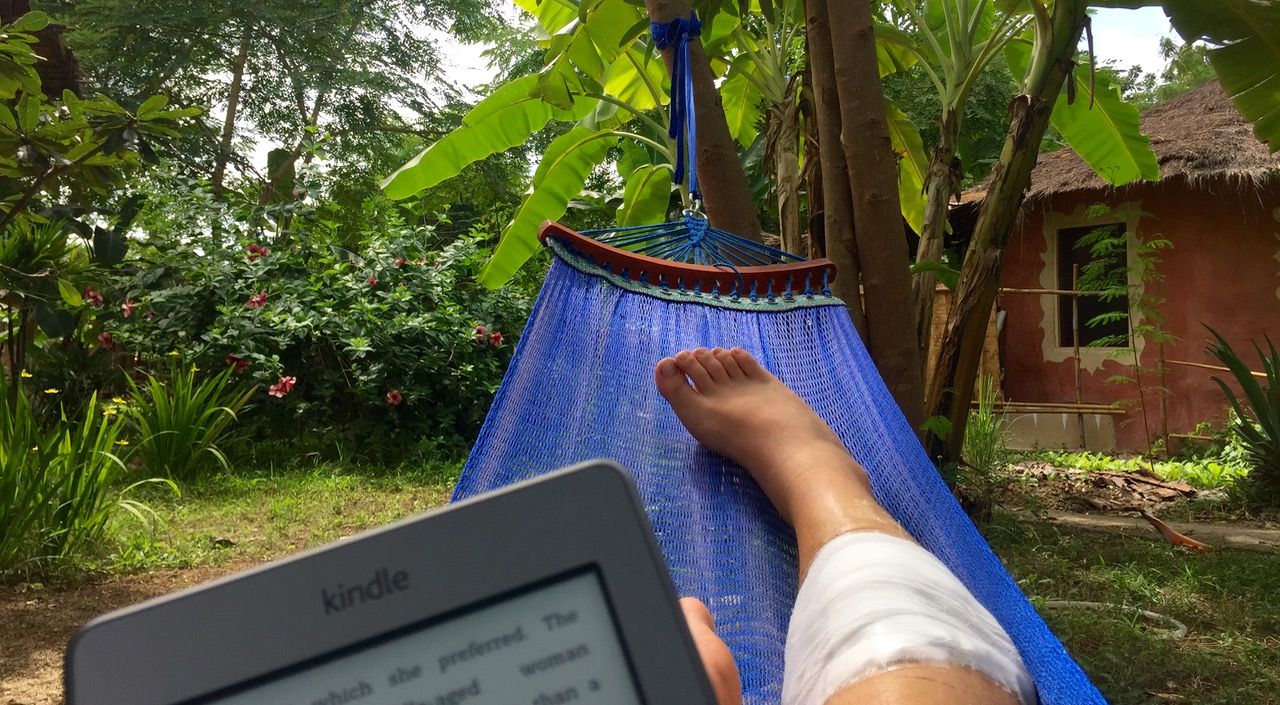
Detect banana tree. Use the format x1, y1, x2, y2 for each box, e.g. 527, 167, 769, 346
382, 0, 765, 288
879, 0, 1160, 357
707, 0, 932, 258
878, 1, 1031, 354
718, 0, 807, 253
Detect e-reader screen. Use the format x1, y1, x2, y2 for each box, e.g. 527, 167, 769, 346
193, 568, 641, 705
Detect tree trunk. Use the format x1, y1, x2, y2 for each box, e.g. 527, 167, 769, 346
802, 0, 866, 338
211, 27, 253, 198
800, 66, 824, 260
825, 0, 923, 429
644, 0, 762, 241
925, 0, 1091, 464
767, 85, 804, 256
912, 108, 961, 357
261, 9, 367, 208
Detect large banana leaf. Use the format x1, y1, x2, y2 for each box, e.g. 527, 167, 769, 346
922, 0, 996, 61
534, 0, 643, 107
721, 70, 763, 147
513, 0, 577, 37
1164, 0, 1280, 153
480, 127, 620, 287
617, 164, 674, 226
1007, 40, 1159, 186
381, 75, 591, 200
886, 100, 928, 235
579, 46, 669, 131
1052, 61, 1160, 185
602, 46, 669, 114
874, 26, 923, 77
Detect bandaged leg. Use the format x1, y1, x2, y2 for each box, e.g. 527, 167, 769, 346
782, 531, 1036, 705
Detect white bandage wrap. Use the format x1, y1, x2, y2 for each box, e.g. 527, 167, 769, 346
782, 532, 1036, 705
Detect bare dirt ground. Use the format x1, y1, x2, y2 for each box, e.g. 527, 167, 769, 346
1, 564, 247, 705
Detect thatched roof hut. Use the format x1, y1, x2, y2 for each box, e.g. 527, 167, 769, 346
967, 77, 1280, 454
968, 79, 1280, 205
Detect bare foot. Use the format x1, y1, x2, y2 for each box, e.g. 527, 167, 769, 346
654, 347, 897, 543
654, 348, 838, 467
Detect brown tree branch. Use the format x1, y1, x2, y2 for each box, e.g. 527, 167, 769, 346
211, 25, 254, 198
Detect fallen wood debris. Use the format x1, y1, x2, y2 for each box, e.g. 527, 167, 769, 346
1139, 510, 1212, 553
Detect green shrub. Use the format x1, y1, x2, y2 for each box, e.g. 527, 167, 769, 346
0, 378, 165, 575
965, 375, 1009, 475
1206, 328, 1280, 505
126, 362, 257, 480
959, 374, 1009, 520
104, 221, 535, 458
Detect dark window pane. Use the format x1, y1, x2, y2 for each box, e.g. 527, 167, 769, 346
1056, 224, 1130, 347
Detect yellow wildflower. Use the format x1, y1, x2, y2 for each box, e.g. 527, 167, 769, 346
111, 396, 127, 404
115, 439, 129, 446
20, 369, 32, 378
102, 407, 117, 417
43, 388, 60, 394
167, 351, 180, 357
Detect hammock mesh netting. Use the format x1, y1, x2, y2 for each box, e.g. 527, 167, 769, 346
454, 239, 1106, 705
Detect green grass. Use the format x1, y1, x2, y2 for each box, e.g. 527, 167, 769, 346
988, 516, 1280, 705
104, 460, 461, 573
73, 466, 1280, 705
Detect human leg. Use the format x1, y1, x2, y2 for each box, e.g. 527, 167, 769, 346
658, 348, 1030, 705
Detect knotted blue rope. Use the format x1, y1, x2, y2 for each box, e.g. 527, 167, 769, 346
650, 12, 702, 202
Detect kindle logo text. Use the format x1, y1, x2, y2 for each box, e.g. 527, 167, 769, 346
322, 568, 410, 615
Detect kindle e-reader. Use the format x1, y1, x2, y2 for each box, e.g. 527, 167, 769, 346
66, 460, 717, 705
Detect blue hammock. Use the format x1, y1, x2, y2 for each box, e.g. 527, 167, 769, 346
454, 235, 1108, 705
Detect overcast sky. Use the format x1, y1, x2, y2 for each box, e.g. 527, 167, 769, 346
1089, 6, 1176, 74
439, 5, 1181, 94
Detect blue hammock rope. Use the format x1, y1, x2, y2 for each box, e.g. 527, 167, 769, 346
571, 12, 805, 271
650, 12, 703, 202
580, 214, 806, 269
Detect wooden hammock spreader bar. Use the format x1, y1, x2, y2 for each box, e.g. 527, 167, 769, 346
539, 221, 838, 298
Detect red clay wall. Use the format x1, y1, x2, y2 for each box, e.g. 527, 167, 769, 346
999, 181, 1280, 452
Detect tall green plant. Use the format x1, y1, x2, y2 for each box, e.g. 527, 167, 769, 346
0, 378, 160, 574
1206, 328, 1280, 505
126, 362, 257, 480
959, 373, 1008, 520
880, 0, 1161, 355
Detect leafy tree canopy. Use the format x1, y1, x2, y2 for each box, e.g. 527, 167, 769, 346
38, 0, 504, 176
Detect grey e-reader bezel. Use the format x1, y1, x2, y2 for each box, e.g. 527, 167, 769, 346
65, 460, 718, 705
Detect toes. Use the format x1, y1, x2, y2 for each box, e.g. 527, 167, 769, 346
655, 357, 699, 407
696, 347, 730, 383
714, 347, 744, 378
675, 349, 715, 391
730, 347, 769, 379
